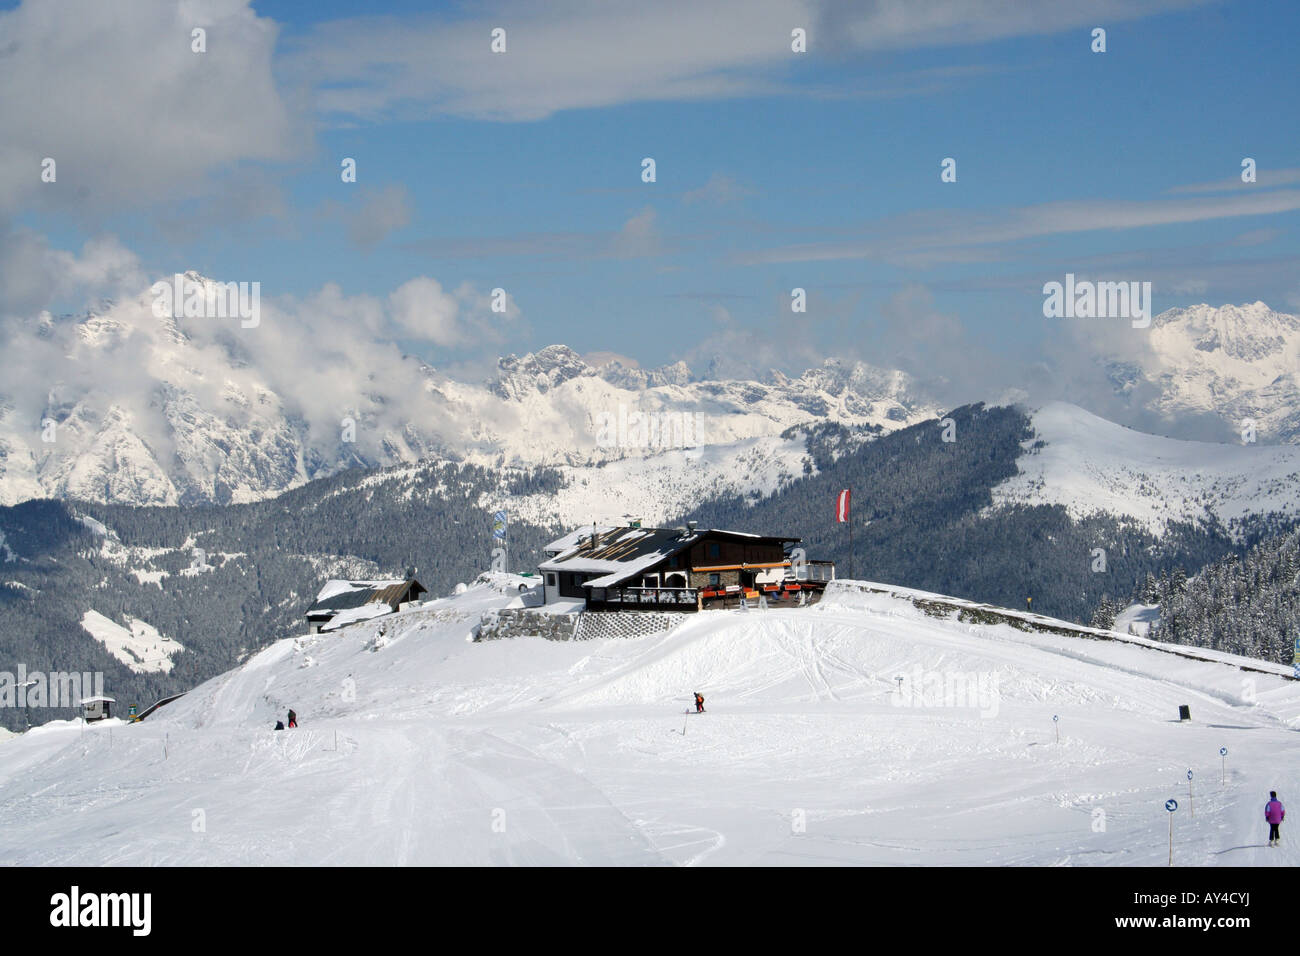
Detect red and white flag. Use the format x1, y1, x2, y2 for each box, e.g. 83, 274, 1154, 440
835, 489, 851, 523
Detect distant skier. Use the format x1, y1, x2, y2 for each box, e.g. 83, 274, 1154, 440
287, 709, 297, 729
694, 692, 705, 713
1266, 791, 1285, 846
274, 720, 284, 731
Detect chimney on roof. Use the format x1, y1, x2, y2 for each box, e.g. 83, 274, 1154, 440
405, 565, 416, 580
687, 520, 698, 533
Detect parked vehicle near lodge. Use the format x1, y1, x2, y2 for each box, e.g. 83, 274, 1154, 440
539, 523, 835, 612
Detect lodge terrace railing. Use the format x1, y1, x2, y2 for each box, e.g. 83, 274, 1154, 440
586, 562, 837, 612
790, 561, 836, 583
587, 585, 699, 610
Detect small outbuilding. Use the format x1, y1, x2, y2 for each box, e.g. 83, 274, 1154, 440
81, 695, 115, 722
304, 578, 427, 633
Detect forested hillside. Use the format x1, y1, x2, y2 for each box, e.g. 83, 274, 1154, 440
0, 462, 560, 730
682, 404, 1277, 624
1152, 528, 1300, 665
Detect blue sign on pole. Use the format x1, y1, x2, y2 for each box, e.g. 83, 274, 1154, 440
1165, 799, 1179, 865
1220, 747, 1228, 756
492, 510, 507, 540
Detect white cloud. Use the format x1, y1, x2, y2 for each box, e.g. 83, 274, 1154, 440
388, 277, 464, 346
612, 207, 662, 258
0, 0, 304, 217
683, 173, 752, 205
338, 185, 413, 248
812, 0, 1211, 54
1166, 168, 1300, 194
0, 262, 526, 489
739, 190, 1300, 265
0, 224, 145, 319
403, 207, 669, 261
283, 0, 1209, 124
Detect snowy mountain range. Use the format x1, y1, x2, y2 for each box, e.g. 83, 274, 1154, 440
1098, 301, 1300, 444
0, 274, 932, 506
4, 282, 1300, 536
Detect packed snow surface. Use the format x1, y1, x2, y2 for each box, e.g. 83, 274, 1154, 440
4, 580, 1297, 866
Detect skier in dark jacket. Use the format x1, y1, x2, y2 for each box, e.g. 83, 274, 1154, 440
694, 692, 705, 713
274, 720, 284, 731
287, 709, 297, 728
1266, 791, 1285, 846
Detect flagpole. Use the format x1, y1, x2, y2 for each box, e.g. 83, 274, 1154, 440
836, 489, 853, 580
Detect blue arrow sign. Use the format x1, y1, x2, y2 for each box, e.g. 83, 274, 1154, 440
1166, 799, 1178, 812
1220, 747, 1227, 756
1187, 769, 1194, 780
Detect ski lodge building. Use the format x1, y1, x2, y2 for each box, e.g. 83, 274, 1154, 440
304, 577, 427, 633
538, 523, 835, 612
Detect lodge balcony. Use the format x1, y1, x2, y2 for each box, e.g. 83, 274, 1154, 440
587, 585, 699, 611
585, 561, 836, 612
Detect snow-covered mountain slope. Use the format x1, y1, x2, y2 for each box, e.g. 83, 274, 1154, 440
0, 276, 932, 506
1101, 302, 1300, 443
1, 578, 1295, 866
499, 432, 811, 527
993, 402, 1300, 535
80, 610, 183, 674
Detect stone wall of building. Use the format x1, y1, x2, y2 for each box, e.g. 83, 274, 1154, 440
689, 569, 740, 588
476, 608, 578, 642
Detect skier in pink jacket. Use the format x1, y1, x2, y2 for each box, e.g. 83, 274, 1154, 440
1265, 791, 1285, 846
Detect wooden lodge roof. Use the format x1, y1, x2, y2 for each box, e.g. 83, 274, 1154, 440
539, 526, 800, 589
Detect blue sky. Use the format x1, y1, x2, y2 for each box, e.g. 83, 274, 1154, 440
3, 0, 1298, 398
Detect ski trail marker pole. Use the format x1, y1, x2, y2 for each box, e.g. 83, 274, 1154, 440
1053, 714, 1059, 744
1167, 799, 1179, 864
1220, 747, 1227, 786
1187, 769, 1194, 817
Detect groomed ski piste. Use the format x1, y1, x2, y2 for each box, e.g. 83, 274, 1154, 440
1, 575, 1297, 866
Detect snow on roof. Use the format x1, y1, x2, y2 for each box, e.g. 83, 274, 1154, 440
80, 696, 116, 704
542, 526, 621, 554
541, 527, 690, 566
583, 561, 676, 589
314, 579, 405, 602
